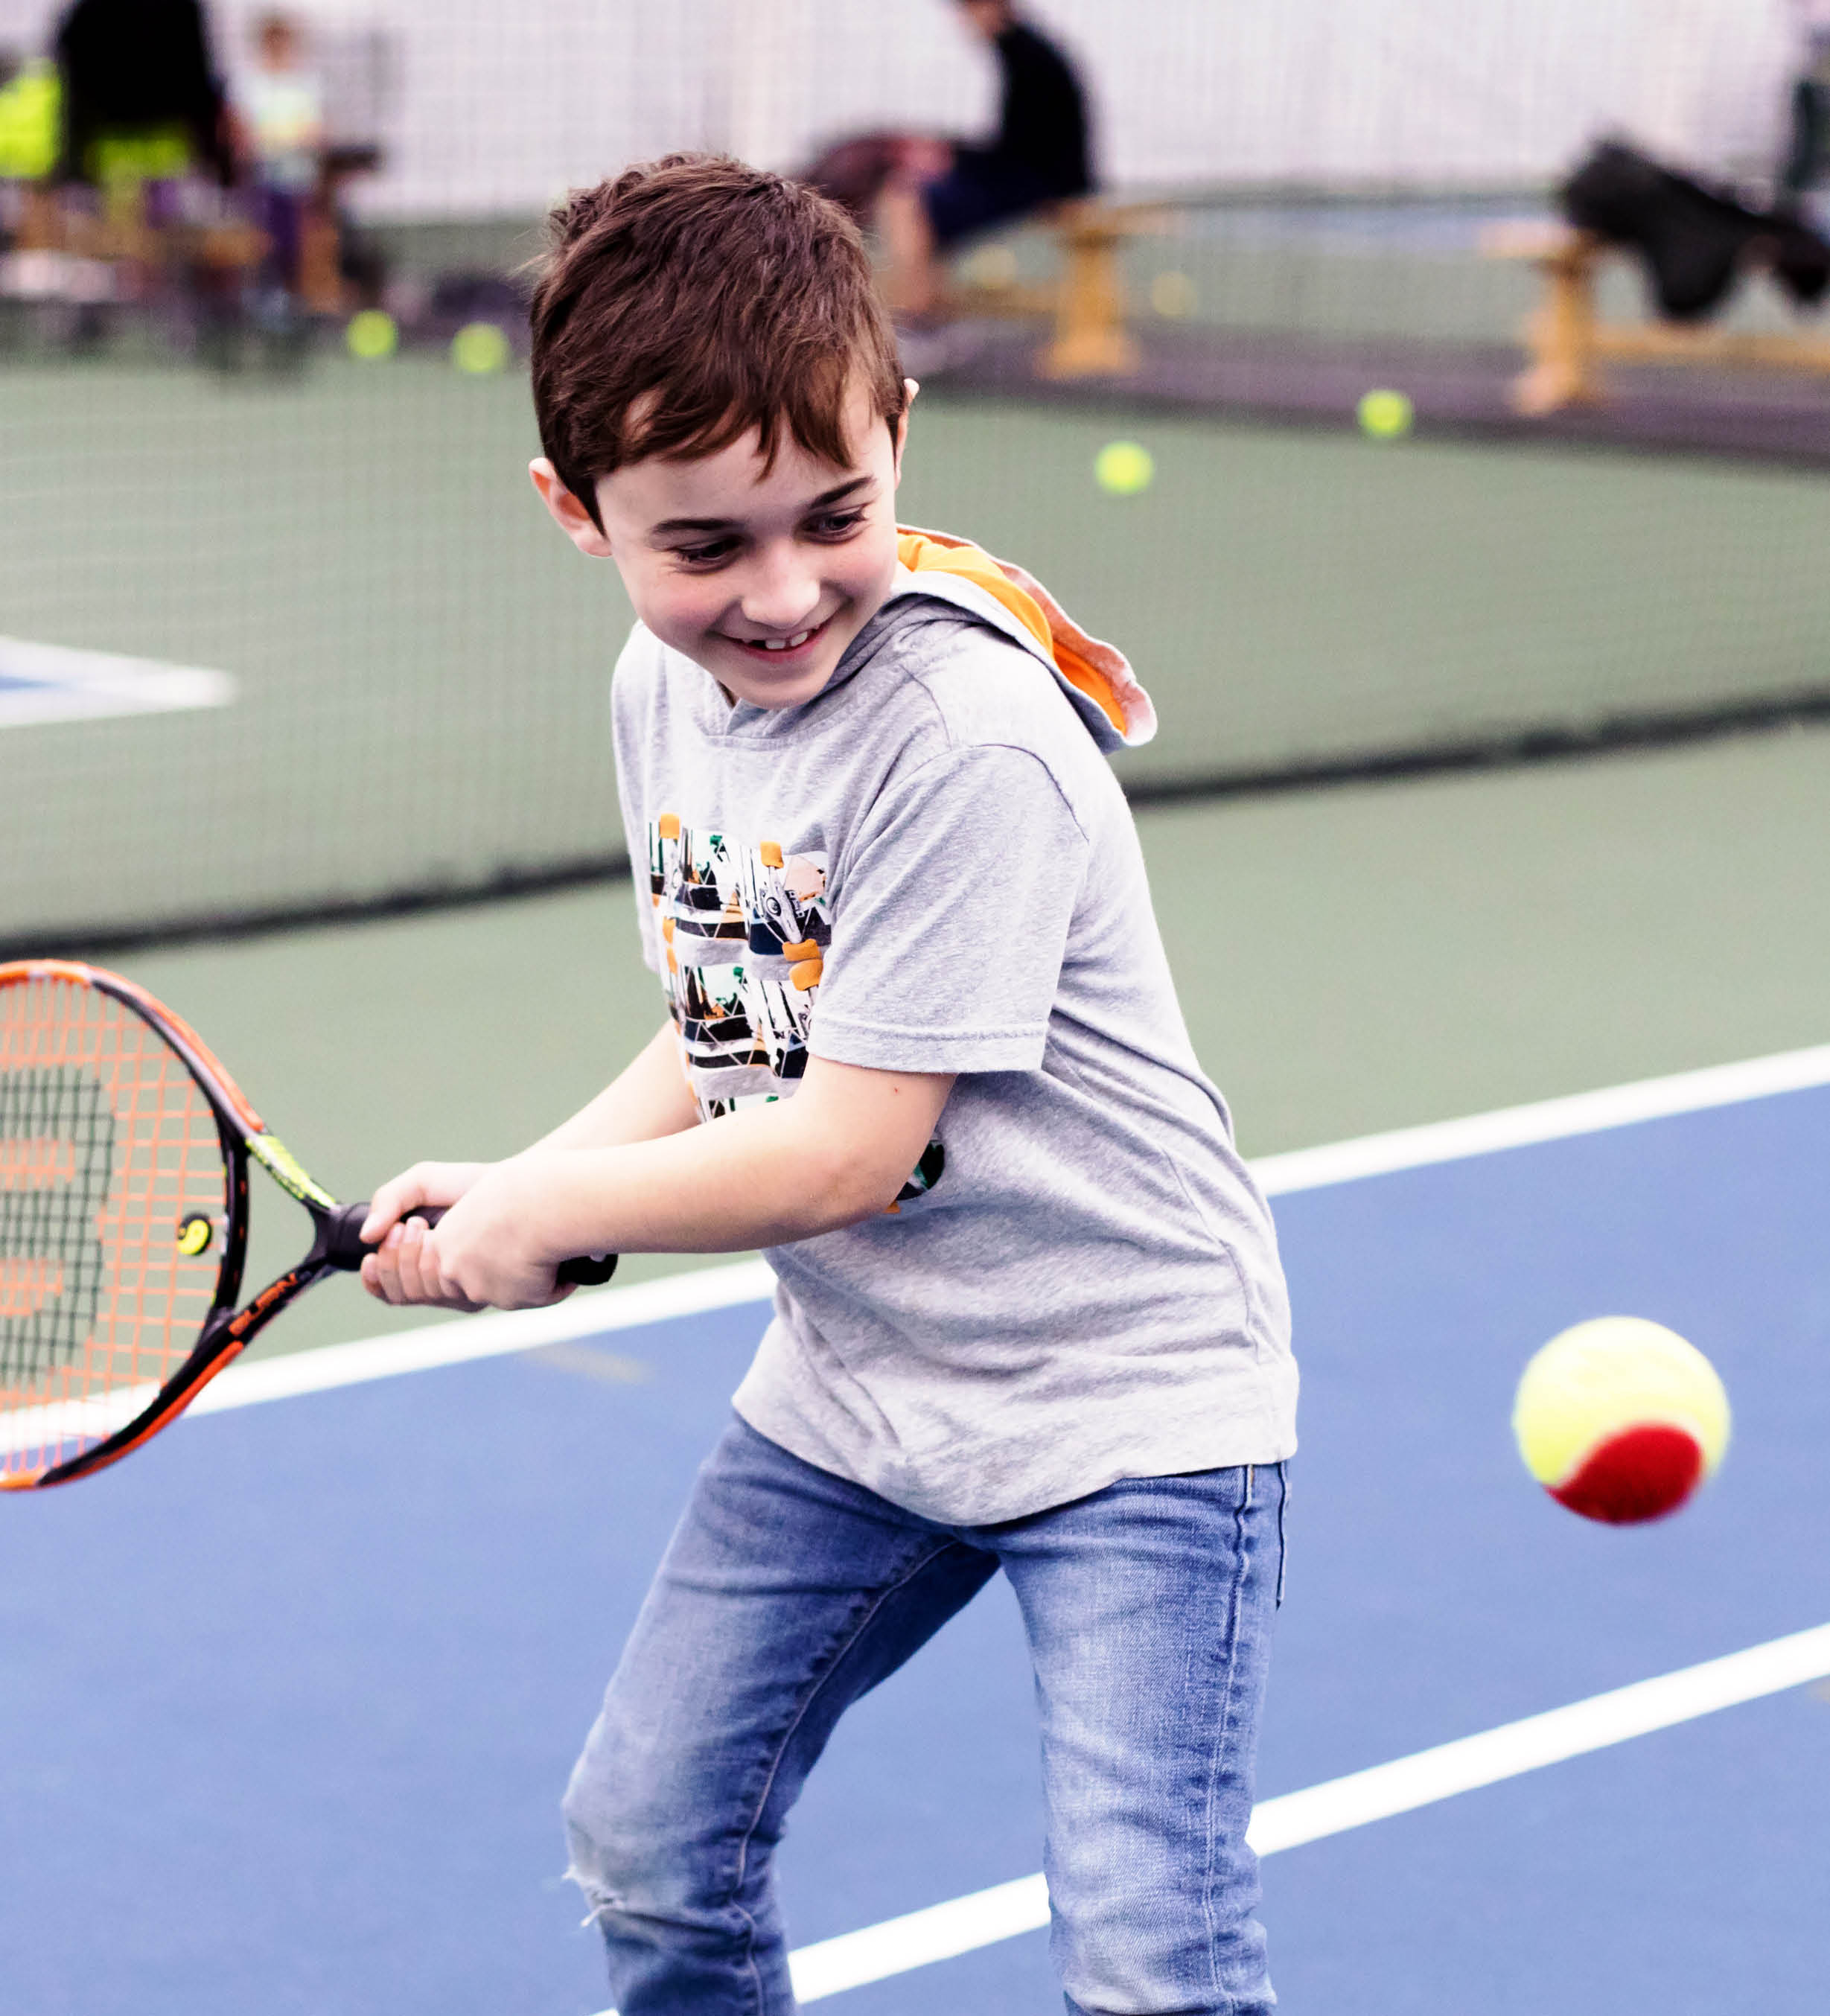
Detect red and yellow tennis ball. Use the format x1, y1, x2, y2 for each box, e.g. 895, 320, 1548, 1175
1513, 1316, 1729, 1525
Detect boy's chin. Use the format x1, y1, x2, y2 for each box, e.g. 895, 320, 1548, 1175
702, 631, 852, 708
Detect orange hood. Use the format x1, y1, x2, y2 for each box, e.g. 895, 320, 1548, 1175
895, 526, 1156, 751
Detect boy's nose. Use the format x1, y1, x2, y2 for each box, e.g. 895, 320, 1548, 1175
738, 550, 823, 633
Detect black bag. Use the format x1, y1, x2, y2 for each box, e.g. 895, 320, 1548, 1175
1561, 139, 1830, 320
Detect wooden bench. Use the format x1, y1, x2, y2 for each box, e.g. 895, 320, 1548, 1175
1482, 219, 1830, 415
946, 199, 1167, 379
5, 178, 264, 286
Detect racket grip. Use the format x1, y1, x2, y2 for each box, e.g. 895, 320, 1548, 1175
325, 1202, 619, 1287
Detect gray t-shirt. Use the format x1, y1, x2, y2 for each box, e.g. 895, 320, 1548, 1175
611, 561, 1295, 1522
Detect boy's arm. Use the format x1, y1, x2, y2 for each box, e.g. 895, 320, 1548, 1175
529, 1020, 701, 1152
363, 1056, 954, 1312
357, 1021, 698, 1306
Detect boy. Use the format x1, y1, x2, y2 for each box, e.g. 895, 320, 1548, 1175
360, 155, 1295, 2016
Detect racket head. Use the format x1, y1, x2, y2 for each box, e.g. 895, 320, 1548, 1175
1, 961, 256, 1487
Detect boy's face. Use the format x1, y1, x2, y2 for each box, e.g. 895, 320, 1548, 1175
533, 377, 911, 711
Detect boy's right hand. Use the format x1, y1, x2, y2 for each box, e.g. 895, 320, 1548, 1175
358, 1161, 492, 1310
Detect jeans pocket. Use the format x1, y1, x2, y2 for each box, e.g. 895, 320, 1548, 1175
1275, 1461, 1289, 1610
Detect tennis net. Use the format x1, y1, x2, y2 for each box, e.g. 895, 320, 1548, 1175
4, 0, 1827, 954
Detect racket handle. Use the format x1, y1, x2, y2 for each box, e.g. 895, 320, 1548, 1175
323, 1202, 619, 1287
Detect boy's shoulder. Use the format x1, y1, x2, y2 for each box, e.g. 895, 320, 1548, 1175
883, 533, 1155, 759
875, 586, 1084, 746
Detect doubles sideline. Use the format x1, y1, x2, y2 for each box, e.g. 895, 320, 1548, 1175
187, 1034, 1830, 1421
774, 1620, 1830, 2001
11, 1039, 1830, 1455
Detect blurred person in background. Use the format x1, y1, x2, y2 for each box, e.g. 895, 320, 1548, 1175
52, 0, 232, 187
801, 0, 1093, 319
1781, 0, 1830, 195
232, 10, 325, 319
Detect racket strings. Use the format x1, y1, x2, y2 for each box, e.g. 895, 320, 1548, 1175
1, 974, 227, 1478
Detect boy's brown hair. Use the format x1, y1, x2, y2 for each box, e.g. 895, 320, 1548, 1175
529, 154, 906, 526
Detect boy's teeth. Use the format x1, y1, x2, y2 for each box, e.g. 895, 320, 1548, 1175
760, 629, 812, 651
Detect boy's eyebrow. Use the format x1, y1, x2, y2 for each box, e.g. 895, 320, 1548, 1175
649, 475, 874, 537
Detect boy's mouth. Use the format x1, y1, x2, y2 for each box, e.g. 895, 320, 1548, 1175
721, 615, 833, 663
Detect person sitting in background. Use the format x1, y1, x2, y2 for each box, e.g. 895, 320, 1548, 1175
1781, 0, 1830, 196
803, 0, 1093, 319
233, 10, 324, 315
52, 0, 232, 188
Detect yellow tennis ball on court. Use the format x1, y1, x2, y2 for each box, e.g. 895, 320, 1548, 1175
451, 321, 511, 375
345, 308, 398, 361
1094, 440, 1154, 496
1357, 388, 1413, 439
1512, 1317, 1729, 1525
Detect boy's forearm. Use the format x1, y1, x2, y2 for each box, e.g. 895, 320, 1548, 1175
533, 1021, 701, 1152
526, 1064, 951, 1257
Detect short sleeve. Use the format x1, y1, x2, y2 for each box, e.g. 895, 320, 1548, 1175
809, 744, 1088, 1074
609, 627, 664, 976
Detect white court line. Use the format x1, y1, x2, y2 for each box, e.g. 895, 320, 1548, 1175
0, 635, 235, 728
1250, 1039, 1830, 1196
1, 1265, 777, 1459
185, 1260, 777, 1416
763, 1621, 1830, 2003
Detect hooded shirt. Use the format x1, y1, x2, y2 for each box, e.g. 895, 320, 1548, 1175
610, 529, 1295, 1524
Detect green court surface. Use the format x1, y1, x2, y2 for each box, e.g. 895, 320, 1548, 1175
9, 360, 1830, 1357
10, 360, 1830, 944
124, 715, 1830, 1361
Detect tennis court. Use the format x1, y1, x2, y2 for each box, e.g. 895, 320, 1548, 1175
7, 1050, 1830, 2014
8, 1, 1830, 2005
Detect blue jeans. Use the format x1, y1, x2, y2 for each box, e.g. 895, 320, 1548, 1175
563, 1418, 1287, 2015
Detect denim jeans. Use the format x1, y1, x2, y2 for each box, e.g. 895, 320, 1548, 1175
564, 1417, 1287, 2015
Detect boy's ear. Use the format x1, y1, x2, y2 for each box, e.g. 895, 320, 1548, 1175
529, 459, 616, 558
890, 377, 919, 484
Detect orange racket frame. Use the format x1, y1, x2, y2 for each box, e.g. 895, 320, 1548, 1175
1, 960, 613, 1490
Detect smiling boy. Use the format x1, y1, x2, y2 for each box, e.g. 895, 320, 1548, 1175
360, 156, 1295, 2016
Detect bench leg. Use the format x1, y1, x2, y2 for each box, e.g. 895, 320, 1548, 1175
1040, 233, 1138, 379
17, 182, 62, 252
1513, 250, 1601, 415
299, 209, 345, 315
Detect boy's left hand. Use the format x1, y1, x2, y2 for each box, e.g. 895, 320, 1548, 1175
363, 1157, 578, 1312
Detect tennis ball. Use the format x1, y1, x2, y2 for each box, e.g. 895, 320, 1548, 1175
345, 308, 398, 361
451, 321, 511, 375
1357, 388, 1413, 439
1513, 1317, 1729, 1525
1094, 440, 1154, 496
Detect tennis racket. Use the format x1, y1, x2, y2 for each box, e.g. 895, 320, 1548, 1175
1, 959, 616, 1490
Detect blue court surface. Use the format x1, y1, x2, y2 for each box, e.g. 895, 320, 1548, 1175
7, 1062, 1830, 2015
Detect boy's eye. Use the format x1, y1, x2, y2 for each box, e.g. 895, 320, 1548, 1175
672, 538, 739, 567
807, 508, 867, 539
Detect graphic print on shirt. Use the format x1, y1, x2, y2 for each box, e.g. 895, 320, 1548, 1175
648, 814, 944, 1205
